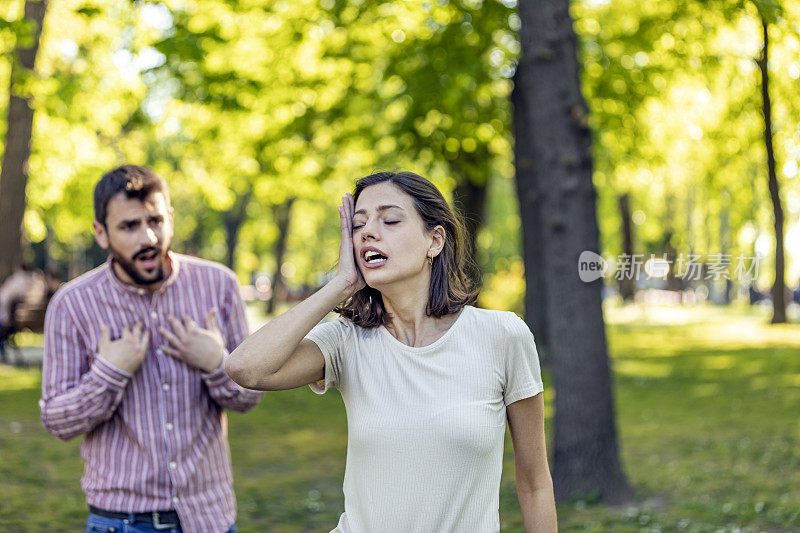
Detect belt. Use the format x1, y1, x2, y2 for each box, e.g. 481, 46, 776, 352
88, 505, 180, 530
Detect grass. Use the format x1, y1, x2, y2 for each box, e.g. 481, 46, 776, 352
0, 304, 798, 532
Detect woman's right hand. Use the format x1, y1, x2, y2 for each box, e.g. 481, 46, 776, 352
335, 193, 365, 297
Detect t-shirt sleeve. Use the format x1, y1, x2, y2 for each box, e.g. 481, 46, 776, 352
305, 317, 348, 394
503, 312, 544, 406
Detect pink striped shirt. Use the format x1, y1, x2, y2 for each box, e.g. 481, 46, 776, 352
40, 253, 263, 533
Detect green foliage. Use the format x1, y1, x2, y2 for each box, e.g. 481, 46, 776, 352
576, 0, 800, 289
3, 0, 800, 298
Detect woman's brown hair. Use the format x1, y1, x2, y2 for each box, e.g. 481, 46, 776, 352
335, 171, 479, 327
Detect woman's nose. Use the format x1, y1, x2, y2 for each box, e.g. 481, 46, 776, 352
360, 222, 377, 241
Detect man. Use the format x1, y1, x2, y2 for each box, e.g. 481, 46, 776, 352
40, 165, 263, 532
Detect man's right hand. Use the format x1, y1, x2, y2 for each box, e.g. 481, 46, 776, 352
97, 322, 150, 374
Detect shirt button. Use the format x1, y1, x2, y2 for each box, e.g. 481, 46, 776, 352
162, 383, 170, 391
150, 311, 158, 319
169, 461, 177, 469
172, 496, 179, 504
156, 348, 163, 355
165, 423, 173, 431
137, 288, 145, 295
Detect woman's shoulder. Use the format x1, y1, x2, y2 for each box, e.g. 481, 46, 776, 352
457, 306, 529, 338
462, 305, 525, 327
316, 314, 384, 342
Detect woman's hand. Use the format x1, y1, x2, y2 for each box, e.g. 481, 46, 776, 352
226, 192, 365, 391
335, 193, 365, 297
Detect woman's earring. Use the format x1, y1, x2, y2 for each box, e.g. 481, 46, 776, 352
428, 255, 433, 266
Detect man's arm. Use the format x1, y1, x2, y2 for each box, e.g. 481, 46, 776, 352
40, 295, 132, 440
202, 274, 263, 412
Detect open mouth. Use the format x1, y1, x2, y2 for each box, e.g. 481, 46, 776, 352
136, 248, 160, 269
361, 249, 388, 268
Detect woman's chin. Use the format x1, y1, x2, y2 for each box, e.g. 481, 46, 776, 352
362, 270, 395, 290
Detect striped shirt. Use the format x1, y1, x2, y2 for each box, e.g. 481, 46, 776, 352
40, 252, 263, 533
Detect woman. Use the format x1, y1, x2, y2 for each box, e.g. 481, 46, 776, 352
226, 171, 557, 532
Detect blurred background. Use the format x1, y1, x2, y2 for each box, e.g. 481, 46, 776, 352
0, 0, 798, 531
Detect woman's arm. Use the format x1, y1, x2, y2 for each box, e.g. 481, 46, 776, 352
507, 393, 557, 533
225, 194, 364, 390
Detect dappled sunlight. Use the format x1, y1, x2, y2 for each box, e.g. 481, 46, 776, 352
699, 354, 738, 370
750, 373, 800, 391
690, 382, 723, 398
281, 428, 335, 456
608, 305, 800, 360
615, 359, 673, 378
0, 365, 41, 392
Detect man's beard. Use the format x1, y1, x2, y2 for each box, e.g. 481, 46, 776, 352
110, 242, 170, 286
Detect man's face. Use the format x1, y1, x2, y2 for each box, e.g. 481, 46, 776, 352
93, 191, 174, 288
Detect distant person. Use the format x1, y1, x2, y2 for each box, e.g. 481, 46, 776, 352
40, 165, 263, 533
0, 262, 48, 359
0, 262, 47, 328
227, 171, 557, 532
749, 284, 765, 305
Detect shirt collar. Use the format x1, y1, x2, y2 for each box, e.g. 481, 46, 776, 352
104, 251, 181, 296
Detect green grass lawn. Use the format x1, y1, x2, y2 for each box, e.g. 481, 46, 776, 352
0, 304, 798, 532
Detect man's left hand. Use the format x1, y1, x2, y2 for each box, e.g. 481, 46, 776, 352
160, 309, 226, 373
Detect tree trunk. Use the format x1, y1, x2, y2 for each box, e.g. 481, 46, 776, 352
617, 194, 636, 301
662, 194, 682, 292
0, 0, 48, 283
185, 219, 205, 257
222, 192, 251, 271
512, 63, 550, 363
516, 0, 632, 503
719, 202, 732, 305
267, 198, 295, 315
757, 19, 786, 324
452, 174, 487, 287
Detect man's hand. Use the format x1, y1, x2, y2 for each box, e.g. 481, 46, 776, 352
160, 309, 226, 373
98, 322, 150, 375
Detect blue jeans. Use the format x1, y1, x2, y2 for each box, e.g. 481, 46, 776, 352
86, 512, 237, 533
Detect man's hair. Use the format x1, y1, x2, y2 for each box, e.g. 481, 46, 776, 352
335, 171, 479, 327
94, 165, 170, 226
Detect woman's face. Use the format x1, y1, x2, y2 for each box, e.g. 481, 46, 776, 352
352, 182, 441, 290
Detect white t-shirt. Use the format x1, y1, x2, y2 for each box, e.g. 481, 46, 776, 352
306, 305, 544, 533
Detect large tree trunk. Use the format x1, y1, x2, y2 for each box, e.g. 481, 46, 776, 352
516, 0, 632, 503
757, 19, 786, 324
617, 193, 636, 301
267, 198, 295, 315
512, 64, 550, 363
0, 0, 48, 282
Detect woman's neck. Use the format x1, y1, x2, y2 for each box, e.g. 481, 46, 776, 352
380, 281, 460, 348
